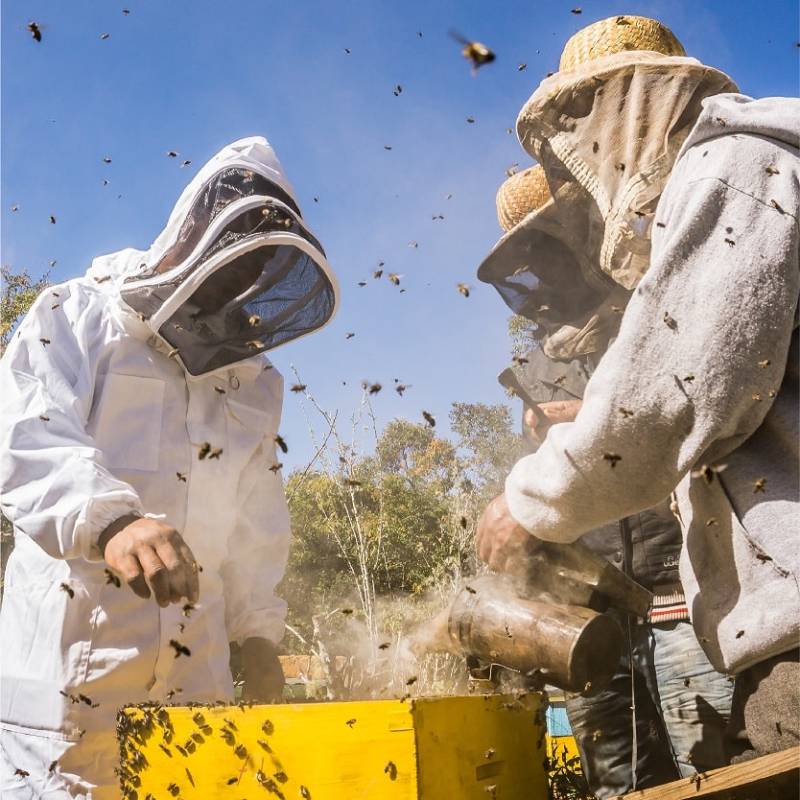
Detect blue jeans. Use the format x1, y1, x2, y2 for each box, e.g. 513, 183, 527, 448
565, 619, 735, 799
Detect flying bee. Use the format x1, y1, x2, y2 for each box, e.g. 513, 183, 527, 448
49, 215, 56, 224
393, 84, 402, 96
422, 410, 436, 427
345, 718, 357, 727
457, 283, 471, 297
603, 452, 622, 468
176, 472, 187, 482
345, 332, 355, 339
208, 447, 223, 459
388, 273, 402, 285
362, 381, 382, 395
198, 442, 211, 460
466, 116, 475, 124
166, 151, 178, 158
373, 269, 383, 279
753, 477, 767, 493
395, 383, 409, 396
105, 568, 121, 587
275, 434, 288, 453
99, 32, 110, 40
27, 21, 43, 42
344, 478, 362, 487
181, 159, 192, 167
245, 339, 265, 350
378, 642, 391, 650
269, 462, 283, 473
290, 383, 307, 393
384, 761, 398, 779
691, 463, 728, 484
450, 31, 496, 74
406, 676, 417, 686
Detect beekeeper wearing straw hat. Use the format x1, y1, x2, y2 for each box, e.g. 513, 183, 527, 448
494, 164, 737, 796
476, 14, 799, 759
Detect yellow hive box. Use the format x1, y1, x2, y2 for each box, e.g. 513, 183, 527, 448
118, 693, 548, 799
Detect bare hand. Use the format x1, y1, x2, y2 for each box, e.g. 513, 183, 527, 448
241, 637, 285, 702
524, 399, 583, 445
476, 493, 536, 573
100, 516, 200, 607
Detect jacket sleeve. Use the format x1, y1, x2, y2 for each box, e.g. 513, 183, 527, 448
0, 284, 145, 561
505, 133, 800, 542
220, 418, 291, 646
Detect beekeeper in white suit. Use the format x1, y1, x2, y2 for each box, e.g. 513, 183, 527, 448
0, 136, 339, 798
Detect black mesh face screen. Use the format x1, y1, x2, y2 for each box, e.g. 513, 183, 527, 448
482, 230, 601, 326
151, 168, 303, 274
157, 244, 336, 375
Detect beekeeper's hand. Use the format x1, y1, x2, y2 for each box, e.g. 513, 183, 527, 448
476, 493, 536, 573
241, 637, 285, 702
99, 515, 200, 607
523, 399, 583, 445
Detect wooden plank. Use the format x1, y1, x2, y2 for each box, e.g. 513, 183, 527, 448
611, 746, 800, 800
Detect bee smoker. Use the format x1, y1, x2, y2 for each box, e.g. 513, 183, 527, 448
446, 541, 652, 694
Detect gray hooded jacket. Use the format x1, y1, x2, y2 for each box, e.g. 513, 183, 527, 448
505, 94, 799, 674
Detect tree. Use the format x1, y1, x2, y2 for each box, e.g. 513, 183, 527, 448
1, 266, 49, 356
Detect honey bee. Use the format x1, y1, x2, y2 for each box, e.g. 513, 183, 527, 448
450, 31, 496, 74
603, 452, 622, 468
27, 21, 43, 42
269, 462, 283, 473
290, 383, 307, 393
388, 273, 402, 285
169, 639, 191, 658
457, 283, 471, 297
49, 215, 56, 224
198, 442, 211, 460
422, 410, 436, 427
395, 383, 409, 396
105, 569, 121, 587
275, 434, 288, 453
60, 582, 75, 598
99, 32, 110, 40
345, 332, 355, 339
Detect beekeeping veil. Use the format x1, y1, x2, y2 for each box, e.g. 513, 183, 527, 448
479, 15, 737, 335
89, 137, 339, 376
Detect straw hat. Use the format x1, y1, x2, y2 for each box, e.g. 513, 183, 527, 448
558, 15, 686, 72
496, 165, 551, 232
496, 18, 686, 233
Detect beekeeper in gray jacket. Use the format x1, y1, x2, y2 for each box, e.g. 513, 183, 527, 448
475, 16, 799, 756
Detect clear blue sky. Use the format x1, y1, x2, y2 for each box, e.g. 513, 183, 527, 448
3, 0, 798, 470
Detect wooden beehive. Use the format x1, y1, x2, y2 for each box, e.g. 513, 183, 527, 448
117, 693, 548, 799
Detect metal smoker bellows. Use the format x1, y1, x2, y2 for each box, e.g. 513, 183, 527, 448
446, 540, 653, 694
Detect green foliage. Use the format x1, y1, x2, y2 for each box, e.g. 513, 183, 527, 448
507, 313, 538, 359
280, 402, 522, 652
1, 266, 49, 356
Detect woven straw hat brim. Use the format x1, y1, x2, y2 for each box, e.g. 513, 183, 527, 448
496, 166, 551, 233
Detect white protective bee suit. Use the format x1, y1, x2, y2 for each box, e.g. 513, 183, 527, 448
0, 137, 338, 798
